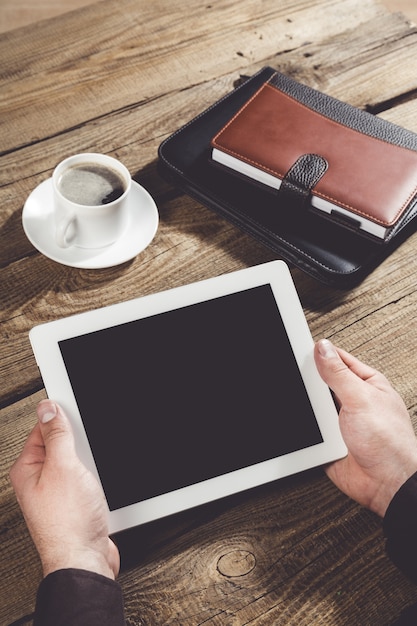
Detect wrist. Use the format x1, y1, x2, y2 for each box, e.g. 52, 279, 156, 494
41, 547, 116, 580
370, 462, 417, 517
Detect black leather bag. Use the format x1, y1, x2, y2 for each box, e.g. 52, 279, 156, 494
158, 66, 417, 288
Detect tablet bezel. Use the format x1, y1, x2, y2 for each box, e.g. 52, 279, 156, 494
29, 260, 346, 534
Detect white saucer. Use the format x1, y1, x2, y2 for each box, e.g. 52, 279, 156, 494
22, 178, 159, 269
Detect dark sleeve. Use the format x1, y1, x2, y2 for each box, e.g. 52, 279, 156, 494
384, 472, 417, 625
33, 568, 126, 626
384, 471, 417, 585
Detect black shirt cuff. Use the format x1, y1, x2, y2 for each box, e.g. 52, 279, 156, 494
33, 568, 126, 626
384, 471, 417, 585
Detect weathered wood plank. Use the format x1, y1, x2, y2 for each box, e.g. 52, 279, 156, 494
2, 176, 417, 411
271, 12, 417, 109
3, 394, 417, 626
3, 2, 417, 625
2, 8, 417, 409
2, 205, 417, 407
0, 0, 384, 154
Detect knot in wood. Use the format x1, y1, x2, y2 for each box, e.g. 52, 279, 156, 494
216, 550, 256, 577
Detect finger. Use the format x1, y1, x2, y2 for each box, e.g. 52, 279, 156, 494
314, 339, 370, 397
36, 400, 77, 465
330, 345, 379, 382
9, 422, 45, 489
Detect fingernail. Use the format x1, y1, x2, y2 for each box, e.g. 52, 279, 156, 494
317, 339, 338, 358
38, 401, 58, 424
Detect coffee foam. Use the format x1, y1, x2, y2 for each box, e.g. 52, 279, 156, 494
58, 163, 126, 206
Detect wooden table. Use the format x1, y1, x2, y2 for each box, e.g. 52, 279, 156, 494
2, 1, 417, 623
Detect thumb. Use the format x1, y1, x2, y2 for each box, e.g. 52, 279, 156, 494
36, 400, 77, 464
314, 339, 365, 403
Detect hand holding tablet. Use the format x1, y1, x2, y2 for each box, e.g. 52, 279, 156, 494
29, 261, 347, 533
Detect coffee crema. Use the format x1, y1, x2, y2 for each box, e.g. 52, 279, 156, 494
57, 162, 127, 206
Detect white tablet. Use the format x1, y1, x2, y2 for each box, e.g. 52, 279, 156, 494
29, 260, 346, 534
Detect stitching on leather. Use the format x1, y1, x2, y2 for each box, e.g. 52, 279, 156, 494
213, 81, 417, 227
157, 69, 403, 280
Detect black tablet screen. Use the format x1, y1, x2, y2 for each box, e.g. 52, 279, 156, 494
59, 284, 323, 511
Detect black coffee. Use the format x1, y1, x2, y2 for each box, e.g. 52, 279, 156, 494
57, 162, 126, 206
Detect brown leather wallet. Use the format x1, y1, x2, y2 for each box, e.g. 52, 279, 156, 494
211, 71, 417, 242
158, 67, 417, 288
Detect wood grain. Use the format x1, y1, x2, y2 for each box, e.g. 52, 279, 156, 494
2, 1, 417, 624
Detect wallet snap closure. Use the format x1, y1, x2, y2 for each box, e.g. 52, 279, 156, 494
279, 153, 328, 208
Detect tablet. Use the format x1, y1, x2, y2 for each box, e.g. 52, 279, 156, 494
29, 260, 347, 534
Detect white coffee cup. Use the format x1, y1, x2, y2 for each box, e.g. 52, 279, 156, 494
52, 153, 131, 249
